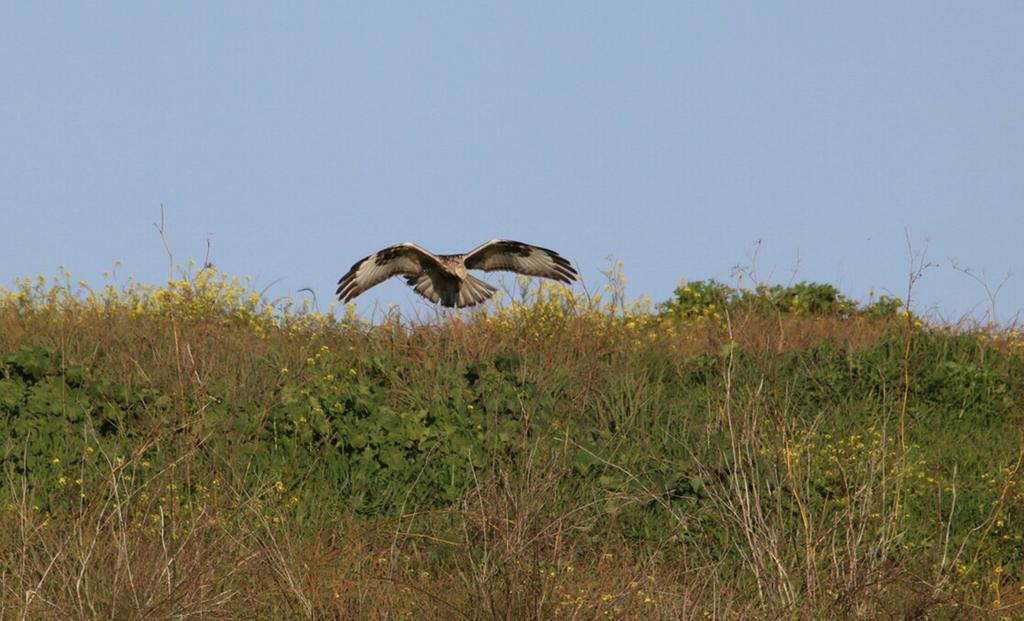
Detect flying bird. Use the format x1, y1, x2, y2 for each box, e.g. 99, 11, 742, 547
336, 240, 578, 308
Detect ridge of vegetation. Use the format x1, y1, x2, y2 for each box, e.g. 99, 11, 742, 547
2, 267, 1023, 619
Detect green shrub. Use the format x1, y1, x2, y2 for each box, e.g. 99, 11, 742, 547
659, 279, 891, 320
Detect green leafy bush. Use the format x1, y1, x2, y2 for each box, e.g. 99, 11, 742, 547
659, 279, 894, 320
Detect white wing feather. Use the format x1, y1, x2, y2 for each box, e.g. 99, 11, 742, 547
336, 242, 440, 303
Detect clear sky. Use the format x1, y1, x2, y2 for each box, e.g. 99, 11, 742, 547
2, 3, 1022, 322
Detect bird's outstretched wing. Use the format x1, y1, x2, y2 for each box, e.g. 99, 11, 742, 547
463, 240, 578, 283
336, 243, 440, 303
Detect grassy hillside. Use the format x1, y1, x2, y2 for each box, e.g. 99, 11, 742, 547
2, 269, 1023, 619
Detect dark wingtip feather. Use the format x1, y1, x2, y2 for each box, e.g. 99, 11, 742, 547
335, 255, 372, 301
542, 248, 578, 282
335, 274, 353, 300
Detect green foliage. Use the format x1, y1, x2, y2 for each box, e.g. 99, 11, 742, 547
658, 279, 897, 320
0, 346, 142, 488
6, 328, 1022, 559
763, 281, 856, 315
656, 279, 735, 320
864, 293, 905, 318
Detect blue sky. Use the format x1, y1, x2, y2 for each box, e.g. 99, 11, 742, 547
2, 3, 1022, 321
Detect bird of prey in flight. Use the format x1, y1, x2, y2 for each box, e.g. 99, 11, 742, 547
336, 240, 578, 308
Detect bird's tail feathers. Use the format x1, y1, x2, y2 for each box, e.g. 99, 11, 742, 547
458, 275, 498, 308
404, 274, 496, 308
